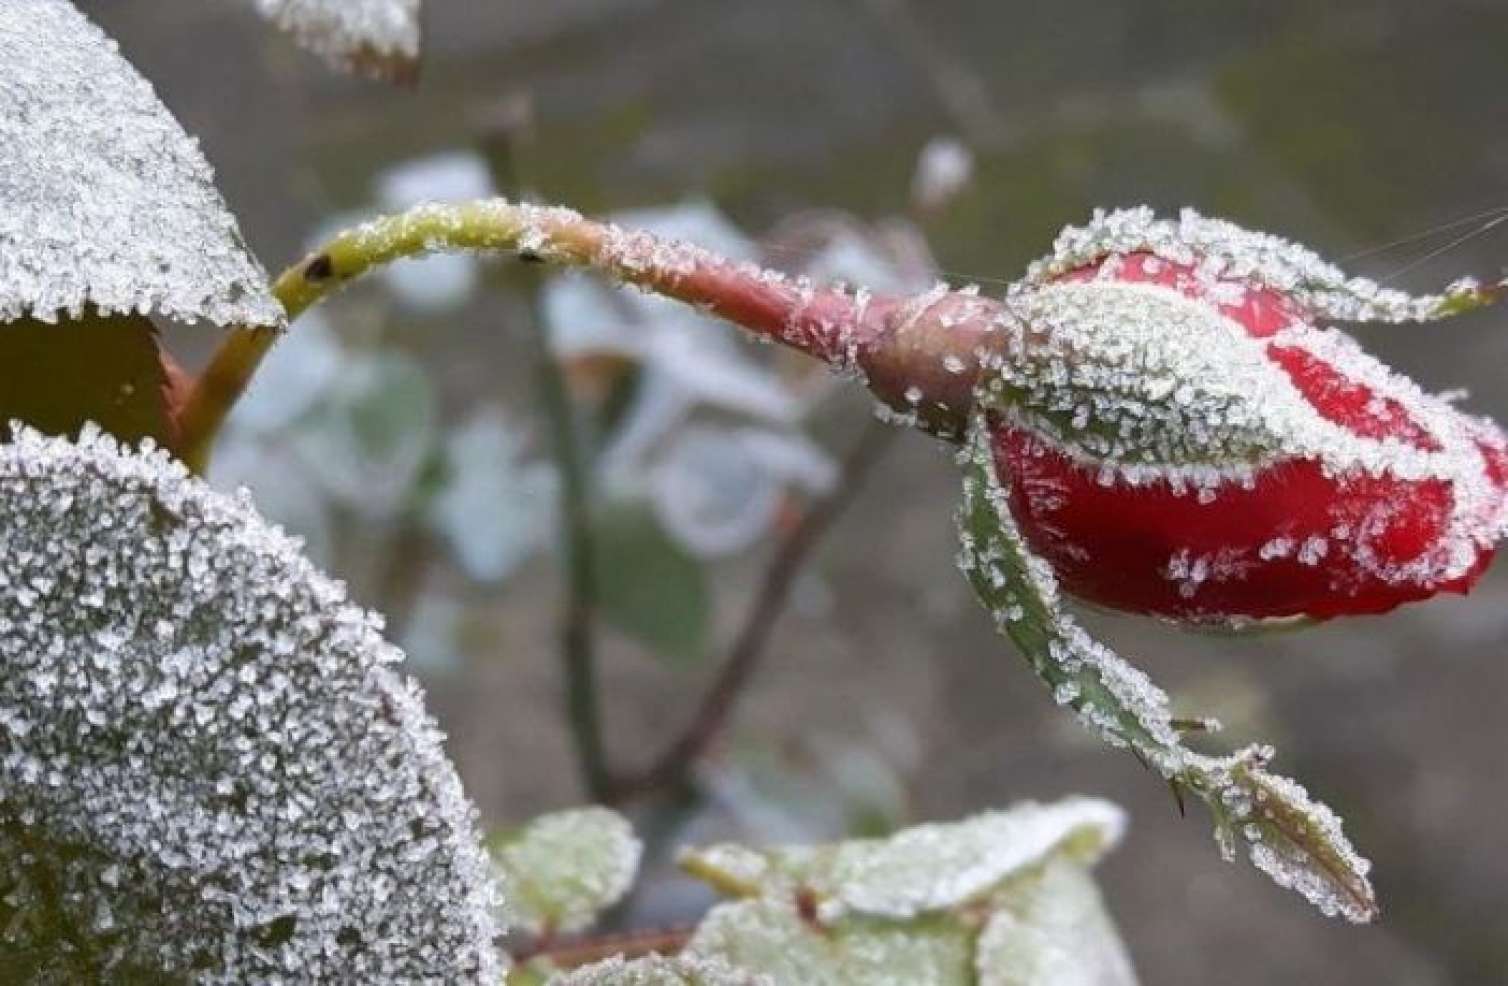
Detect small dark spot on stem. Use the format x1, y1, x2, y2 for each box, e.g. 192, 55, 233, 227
518, 250, 545, 264
795, 887, 821, 929
303, 254, 335, 282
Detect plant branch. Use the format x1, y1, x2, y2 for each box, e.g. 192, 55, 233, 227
610, 418, 898, 803
173, 198, 1007, 470
525, 285, 614, 802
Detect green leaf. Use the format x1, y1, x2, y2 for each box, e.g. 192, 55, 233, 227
493, 808, 643, 936
544, 953, 766, 986
975, 860, 1137, 986
954, 415, 1376, 923
678, 802, 1136, 986
689, 899, 973, 986
595, 501, 710, 666
680, 799, 1125, 920
0, 314, 177, 447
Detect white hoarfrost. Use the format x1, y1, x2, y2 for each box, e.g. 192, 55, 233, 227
0, 426, 501, 981
493, 807, 644, 937
677, 799, 1136, 986
0, 0, 282, 327
1021, 206, 1496, 324
987, 244, 1506, 592
955, 419, 1376, 922
249, 0, 423, 77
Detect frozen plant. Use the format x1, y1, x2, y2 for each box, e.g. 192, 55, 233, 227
0, 426, 502, 982
4, 2, 1508, 981
188, 194, 1506, 921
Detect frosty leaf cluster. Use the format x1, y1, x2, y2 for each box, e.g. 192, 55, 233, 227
513, 799, 1136, 986
0, 426, 501, 982
0, 0, 281, 327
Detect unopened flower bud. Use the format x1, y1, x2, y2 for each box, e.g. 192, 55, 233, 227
977, 208, 1508, 625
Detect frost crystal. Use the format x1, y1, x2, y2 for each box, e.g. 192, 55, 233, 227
0, 0, 282, 328
0, 426, 501, 981
249, 0, 424, 79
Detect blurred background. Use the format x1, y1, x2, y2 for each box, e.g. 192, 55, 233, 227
83, 2, 1508, 982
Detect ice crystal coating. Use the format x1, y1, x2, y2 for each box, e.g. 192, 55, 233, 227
0, 0, 282, 327
973, 859, 1137, 986
0, 425, 501, 981
493, 807, 643, 936
956, 419, 1377, 922
1022, 206, 1495, 324
549, 954, 769, 986
249, 0, 423, 79
983, 214, 1508, 623
678, 800, 1135, 986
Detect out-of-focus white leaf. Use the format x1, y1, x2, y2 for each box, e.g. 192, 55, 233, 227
493, 808, 644, 936
911, 137, 974, 214
543, 275, 644, 359
229, 309, 344, 435
384, 253, 481, 312
0, 0, 282, 327
646, 320, 798, 424
399, 590, 466, 676
650, 426, 785, 559
293, 348, 438, 517
427, 407, 557, 582
248, 0, 423, 80
648, 425, 836, 559
377, 150, 496, 208
0, 425, 501, 982
802, 230, 930, 297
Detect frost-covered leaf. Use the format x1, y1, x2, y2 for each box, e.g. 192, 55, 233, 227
975, 860, 1136, 986
1022, 206, 1501, 324
597, 501, 711, 665
679, 802, 1136, 986
0, 0, 281, 327
547, 953, 769, 986
688, 899, 973, 986
0, 314, 178, 446
955, 417, 1377, 922
680, 798, 1124, 921
0, 425, 502, 982
248, 0, 424, 81
494, 808, 643, 937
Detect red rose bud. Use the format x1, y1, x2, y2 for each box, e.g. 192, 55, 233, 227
975, 208, 1508, 625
